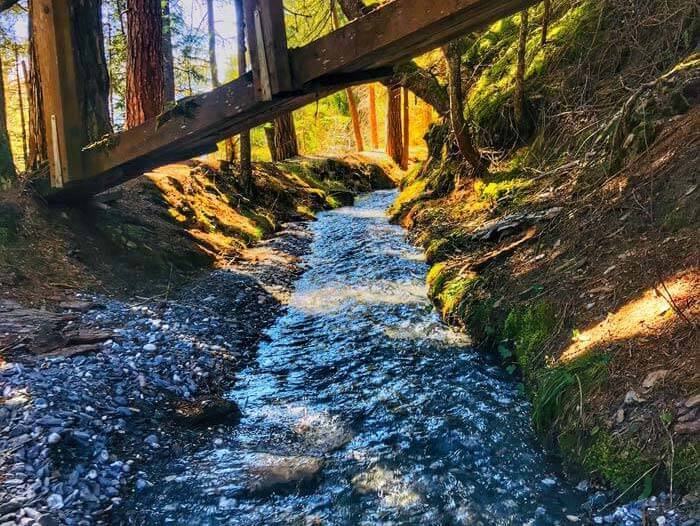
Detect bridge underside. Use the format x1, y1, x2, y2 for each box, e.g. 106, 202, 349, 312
37, 0, 537, 202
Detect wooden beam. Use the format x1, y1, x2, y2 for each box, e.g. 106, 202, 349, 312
33, 0, 84, 187
244, 0, 293, 100
46, 0, 540, 201
290, 0, 539, 85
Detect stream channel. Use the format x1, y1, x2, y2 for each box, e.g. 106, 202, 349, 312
122, 190, 589, 525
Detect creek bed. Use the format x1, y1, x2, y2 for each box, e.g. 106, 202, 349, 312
120, 190, 589, 524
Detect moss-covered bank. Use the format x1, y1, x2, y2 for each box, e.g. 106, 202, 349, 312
392, 0, 699, 503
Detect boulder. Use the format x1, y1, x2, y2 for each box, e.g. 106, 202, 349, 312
173, 397, 241, 426
245, 453, 324, 495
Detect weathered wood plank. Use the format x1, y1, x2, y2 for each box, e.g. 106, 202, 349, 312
33, 0, 84, 187
48, 0, 540, 201
244, 0, 292, 101
289, 0, 539, 85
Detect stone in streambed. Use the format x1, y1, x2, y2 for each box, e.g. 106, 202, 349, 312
245, 453, 324, 495
172, 397, 241, 426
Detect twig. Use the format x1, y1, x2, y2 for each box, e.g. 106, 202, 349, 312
601, 463, 659, 511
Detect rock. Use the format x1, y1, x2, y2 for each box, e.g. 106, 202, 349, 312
685, 394, 700, 408
142, 343, 157, 352
615, 408, 625, 424
625, 390, 646, 404
47, 432, 61, 445
566, 515, 580, 522
674, 419, 700, 434
642, 369, 669, 390
173, 397, 241, 426
144, 434, 159, 447
656, 517, 666, 525
245, 454, 324, 495
46, 494, 63, 510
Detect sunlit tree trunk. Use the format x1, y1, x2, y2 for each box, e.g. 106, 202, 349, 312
514, 9, 529, 127
401, 87, 409, 170
272, 113, 299, 161
386, 85, 403, 165
14, 49, 28, 168
443, 41, 488, 175
0, 54, 17, 186
368, 85, 379, 150
126, 0, 165, 128
347, 88, 364, 152
27, 0, 47, 170
162, 0, 176, 102
206, 0, 219, 88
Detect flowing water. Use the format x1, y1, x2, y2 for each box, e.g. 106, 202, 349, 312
124, 191, 589, 525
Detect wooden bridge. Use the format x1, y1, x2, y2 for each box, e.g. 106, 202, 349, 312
35, 0, 537, 202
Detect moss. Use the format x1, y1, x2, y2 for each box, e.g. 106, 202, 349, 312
503, 300, 557, 371
426, 262, 459, 300
674, 442, 700, 492
437, 273, 478, 320
581, 432, 657, 492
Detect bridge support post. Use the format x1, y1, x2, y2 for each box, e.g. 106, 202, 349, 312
32, 0, 83, 188
243, 0, 293, 101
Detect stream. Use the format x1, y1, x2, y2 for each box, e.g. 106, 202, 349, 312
122, 190, 589, 525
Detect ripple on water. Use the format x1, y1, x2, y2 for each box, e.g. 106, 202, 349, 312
122, 190, 588, 525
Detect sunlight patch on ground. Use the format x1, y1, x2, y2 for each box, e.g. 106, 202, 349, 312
561, 274, 695, 362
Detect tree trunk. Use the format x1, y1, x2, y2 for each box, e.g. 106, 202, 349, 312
514, 9, 529, 127
126, 0, 165, 128
162, 0, 176, 102
71, 0, 113, 142
347, 88, 364, 151
385, 85, 403, 165
206, 0, 219, 88
27, 0, 47, 171
234, 0, 253, 195
401, 87, 409, 170
541, 0, 551, 45
368, 84, 379, 150
14, 49, 28, 168
272, 113, 299, 161
443, 41, 488, 175
0, 54, 17, 186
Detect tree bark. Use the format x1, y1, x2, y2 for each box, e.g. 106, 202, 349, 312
514, 9, 529, 127
234, 0, 253, 195
27, 0, 47, 171
162, 0, 176, 102
347, 87, 364, 151
14, 49, 28, 168
385, 85, 402, 165
0, 54, 17, 186
71, 0, 113, 141
126, 0, 165, 128
443, 41, 488, 175
401, 87, 409, 170
272, 113, 299, 161
541, 0, 551, 45
206, 0, 219, 88
368, 84, 379, 149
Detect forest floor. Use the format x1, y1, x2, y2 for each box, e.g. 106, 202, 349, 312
392, 106, 699, 517
0, 155, 397, 524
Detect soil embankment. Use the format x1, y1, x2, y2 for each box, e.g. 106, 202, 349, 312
390, 0, 699, 516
